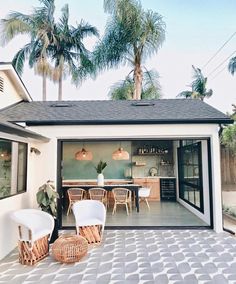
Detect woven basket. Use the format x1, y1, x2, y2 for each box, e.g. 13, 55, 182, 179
52, 234, 88, 263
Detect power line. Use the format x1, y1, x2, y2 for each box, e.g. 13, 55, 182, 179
202, 31, 236, 70
210, 65, 227, 81
207, 49, 236, 77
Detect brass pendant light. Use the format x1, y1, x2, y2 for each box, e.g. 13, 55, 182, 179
75, 145, 93, 161
112, 143, 130, 160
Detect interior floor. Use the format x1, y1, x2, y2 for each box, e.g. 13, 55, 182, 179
62, 201, 208, 227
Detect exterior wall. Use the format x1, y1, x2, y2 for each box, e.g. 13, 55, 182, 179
210, 132, 223, 233
0, 131, 49, 260
27, 123, 222, 232
0, 122, 223, 260
0, 71, 23, 109
0, 132, 31, 260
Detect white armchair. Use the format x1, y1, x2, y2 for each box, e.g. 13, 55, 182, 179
11, 209, 55, 265
72, 200, 106, 244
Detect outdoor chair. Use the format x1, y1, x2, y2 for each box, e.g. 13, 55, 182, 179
11, 209, 54, 265
139, 187, 151, 210
72, 200, 106, 244
88, 187, 108, 208
112, 187, 132, 215
67, 188, 86, 215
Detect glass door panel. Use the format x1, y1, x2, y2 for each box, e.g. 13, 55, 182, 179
178, 141, 204, 212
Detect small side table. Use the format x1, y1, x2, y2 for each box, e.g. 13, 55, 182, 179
52, 234, 88, 263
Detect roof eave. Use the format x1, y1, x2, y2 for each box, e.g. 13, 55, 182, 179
0, 63, 32, 102
0, 123, 50, 142
24, 118, 234, 126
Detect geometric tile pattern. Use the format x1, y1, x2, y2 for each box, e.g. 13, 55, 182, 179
1, 230, 236, 284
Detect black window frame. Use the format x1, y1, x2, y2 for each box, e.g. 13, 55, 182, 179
178, 141, 204, 213
0, 138, 28, 200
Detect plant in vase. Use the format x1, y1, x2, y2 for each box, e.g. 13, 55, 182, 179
36, 180, 59, 242
95, 160, 107, 186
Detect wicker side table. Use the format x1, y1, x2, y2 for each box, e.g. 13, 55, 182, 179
52, 234, 88, 263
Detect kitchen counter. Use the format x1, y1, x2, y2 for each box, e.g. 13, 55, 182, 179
132, 176, 176, 179
62, 179, 133, 186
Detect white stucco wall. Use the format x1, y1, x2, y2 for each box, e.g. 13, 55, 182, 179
0, 71, 23, 109
0, 132, 30, 260
27, 123, 222, 233
0, 131, 50, 260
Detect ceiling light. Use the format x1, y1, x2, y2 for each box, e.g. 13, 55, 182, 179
112, 146, 129, 160
75, 147, 93, 161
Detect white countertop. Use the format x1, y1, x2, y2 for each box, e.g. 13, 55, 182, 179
63, 177, 176, 183
133, 176, 176, 179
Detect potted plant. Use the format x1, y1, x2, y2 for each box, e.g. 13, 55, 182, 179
36, 180, 59, 242
95, 160, 107, 186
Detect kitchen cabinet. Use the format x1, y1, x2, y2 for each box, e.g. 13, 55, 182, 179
133, 178, 160, 201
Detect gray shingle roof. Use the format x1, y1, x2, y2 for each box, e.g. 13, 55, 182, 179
0, 99, 232, 125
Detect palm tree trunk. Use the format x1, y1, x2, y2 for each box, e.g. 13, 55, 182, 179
133, 64, 143, 100
58, 76, 62, 101
42, 72, 47, 101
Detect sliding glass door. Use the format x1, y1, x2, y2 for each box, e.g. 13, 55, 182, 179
178, 141, 204, 212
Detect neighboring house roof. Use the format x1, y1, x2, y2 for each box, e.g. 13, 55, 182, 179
0, 62, 32, 102
0, 117, 49, 141
0, 99, 233, 125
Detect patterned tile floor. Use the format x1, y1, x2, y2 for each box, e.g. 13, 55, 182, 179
1, 230, 236, 284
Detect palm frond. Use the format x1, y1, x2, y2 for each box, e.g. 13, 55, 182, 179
12, 43, 33, 75
73, 20, 99, 39
0, 13, 33, 45
177, 91, 193, 99
228, 56, 236, 75
109, 78, 134, 100
109, 67, 161, 100
142, 69, 161, 99
58, 4, 69, 33
178, 65, 213, 100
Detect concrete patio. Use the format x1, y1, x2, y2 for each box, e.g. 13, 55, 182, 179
1, 230, 236, 284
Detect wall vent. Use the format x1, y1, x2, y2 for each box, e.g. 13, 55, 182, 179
0, 77, 3, 93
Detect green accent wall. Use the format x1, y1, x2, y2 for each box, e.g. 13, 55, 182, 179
62, 141, 132, 180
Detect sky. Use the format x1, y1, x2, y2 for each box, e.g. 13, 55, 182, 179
0, 0, 236, 114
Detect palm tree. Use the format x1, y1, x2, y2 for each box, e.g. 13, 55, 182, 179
95, 0, 165, 100
178, 65, 213, 101
50, 4, 99, 101
109, 69, 161, 100
228, 57, 236, 75
0, 0, 56, 101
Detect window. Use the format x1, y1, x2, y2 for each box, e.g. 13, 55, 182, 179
0, 139, 27, 199
178, 141, 204, 212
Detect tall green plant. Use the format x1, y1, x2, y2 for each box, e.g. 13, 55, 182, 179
95, 160, 107, 174
95, 0, 165, 100
221, 122, 236, 154
36, 180, 59, 217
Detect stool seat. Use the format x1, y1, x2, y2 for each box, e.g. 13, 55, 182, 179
52, 234, 88, 263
